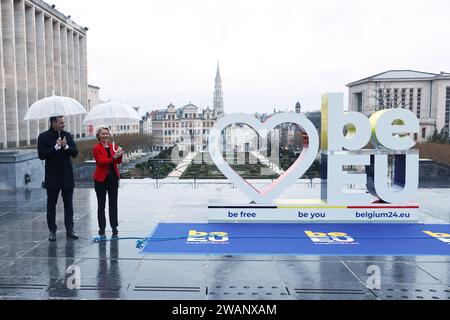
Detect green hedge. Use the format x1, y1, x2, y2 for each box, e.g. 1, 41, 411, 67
122, 147, 177, 179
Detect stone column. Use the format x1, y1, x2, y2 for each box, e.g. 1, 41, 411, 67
59, 25, 68, 95
1, 0, 19, 148
44, 16, 55, 134
67, 28, 75, 136
44, 16, 53, 97
52, 20, 61, 96
25, 4, 39, 142
59, 24, 70, 133
73, 32, 82, 136
0, 1, 8, 148
67, 29, 74, 97
79, 34, 87, 136
14, 0, 29, 146
73, 32, 80, 102
34, 8, 47, 133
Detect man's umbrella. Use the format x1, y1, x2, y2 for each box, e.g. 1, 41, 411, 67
24, 95, 87, 138
24, 95, 87, 120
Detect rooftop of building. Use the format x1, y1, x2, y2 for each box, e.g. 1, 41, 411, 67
151, 103, 216, 121
31, 0, 88, 35
0, 180, 449, 300
347, 70, 450, 87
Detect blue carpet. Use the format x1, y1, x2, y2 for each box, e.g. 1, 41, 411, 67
141, 223, 450, 256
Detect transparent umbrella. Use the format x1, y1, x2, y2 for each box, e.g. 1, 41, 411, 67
24, 95, 87, 137
24, 95, 87, 120
83, 102, 141, 151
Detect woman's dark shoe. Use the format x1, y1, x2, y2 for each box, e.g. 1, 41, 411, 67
66, 231, 79, 240
49, 232, 56, 242
112, 228, 118, 236
98, 230, 106, 239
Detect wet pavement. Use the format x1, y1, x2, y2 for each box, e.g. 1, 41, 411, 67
0, 180, 450, 300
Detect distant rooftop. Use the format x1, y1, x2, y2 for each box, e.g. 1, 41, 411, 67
151, 103, 214, 120
347, 70, 450, 86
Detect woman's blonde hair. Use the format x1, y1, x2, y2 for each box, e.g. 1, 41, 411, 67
95, 126, 110, 141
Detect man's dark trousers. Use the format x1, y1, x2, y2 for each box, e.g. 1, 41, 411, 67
47, 188, 74, 233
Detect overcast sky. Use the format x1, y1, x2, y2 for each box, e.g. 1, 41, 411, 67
51, 0, 450, 115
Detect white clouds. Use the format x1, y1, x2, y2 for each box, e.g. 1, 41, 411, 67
51, 0, 450, 113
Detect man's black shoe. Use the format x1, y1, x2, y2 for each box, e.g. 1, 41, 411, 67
49, 232, 56, 242
66, 231, 79, 240
112, 228, 118, 236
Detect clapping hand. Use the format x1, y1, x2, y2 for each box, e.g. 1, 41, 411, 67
61, 136, 67, 148
56, 137, 62, 148
114, 146, 124, 159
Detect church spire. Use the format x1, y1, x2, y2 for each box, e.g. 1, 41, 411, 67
295, 101, 301, 114
216, 61, 221, 79
213, 61, 224, 118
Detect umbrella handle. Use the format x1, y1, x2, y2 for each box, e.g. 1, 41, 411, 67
112, 141, 118, 152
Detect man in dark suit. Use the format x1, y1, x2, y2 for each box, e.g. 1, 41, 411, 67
38, 116, 79, 241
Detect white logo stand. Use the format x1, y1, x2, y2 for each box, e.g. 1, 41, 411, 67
207, 93, 420, 224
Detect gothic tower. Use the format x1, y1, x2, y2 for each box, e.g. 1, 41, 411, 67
295, 101, 301, 114
213, 62, 224, 118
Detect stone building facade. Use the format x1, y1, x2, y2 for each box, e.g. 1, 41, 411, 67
87, 84, 102, 113
150, 64, 224, 151
141, 110, 154, 135
151, 103, 215, 152
85, 84, 103, 136
347, 70, 450, 142
0, 0, 88, 148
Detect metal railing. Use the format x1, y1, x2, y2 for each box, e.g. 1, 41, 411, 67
120, 178, 322, 189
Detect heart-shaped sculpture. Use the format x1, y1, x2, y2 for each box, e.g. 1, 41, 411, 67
208, 113, 319, 203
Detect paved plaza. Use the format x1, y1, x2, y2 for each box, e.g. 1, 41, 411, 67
0, 180, 449, 300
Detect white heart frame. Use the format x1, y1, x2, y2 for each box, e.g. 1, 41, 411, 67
208, 113, 319, 203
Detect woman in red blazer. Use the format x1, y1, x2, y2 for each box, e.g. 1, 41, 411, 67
93, 126, 124, 238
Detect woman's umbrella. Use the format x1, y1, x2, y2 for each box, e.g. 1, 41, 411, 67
82, 102, 141, 151
24, 95, 87, 137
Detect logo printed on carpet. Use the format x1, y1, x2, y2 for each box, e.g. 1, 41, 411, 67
141, 223, 450, 256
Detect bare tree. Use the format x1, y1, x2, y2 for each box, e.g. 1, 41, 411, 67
372, 82, 409, 111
